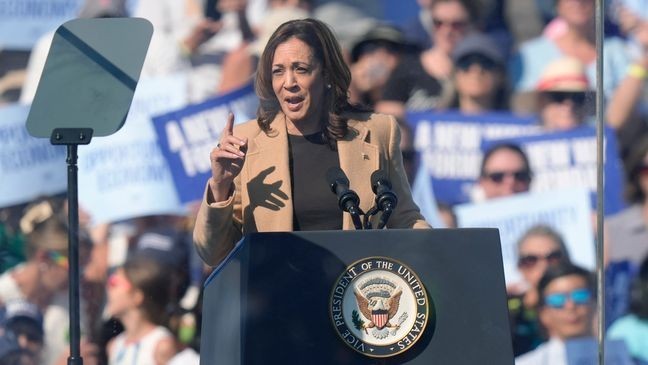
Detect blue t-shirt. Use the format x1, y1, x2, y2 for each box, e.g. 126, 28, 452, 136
608, 314, 648, 362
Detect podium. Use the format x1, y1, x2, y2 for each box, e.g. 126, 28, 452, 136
200, 229, 514, 364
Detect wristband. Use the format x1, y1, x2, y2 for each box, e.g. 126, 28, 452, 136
627, 64, 648, 79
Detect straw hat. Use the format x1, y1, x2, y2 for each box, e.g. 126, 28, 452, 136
536, 57, 590, 92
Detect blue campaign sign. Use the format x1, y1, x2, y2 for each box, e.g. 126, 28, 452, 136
407, 110, 540, 205
565, 338, 634, 365
606, 261, 638, 329
0, 0, 82, 49
0, 104, 66, 208
484, 125, 626, 215
77, 75, 189, 225
152, 83, 259, 204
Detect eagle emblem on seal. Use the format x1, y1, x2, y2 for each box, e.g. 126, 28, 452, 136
353, 277, 406, 339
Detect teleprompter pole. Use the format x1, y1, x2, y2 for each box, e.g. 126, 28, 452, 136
51, 128, 93, 365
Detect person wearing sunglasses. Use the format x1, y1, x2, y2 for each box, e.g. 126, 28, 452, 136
439, 32, 509, 114
0, 214, 94, 365
508, 225, 572, 357
376, 0, 477, 121
536, 57, 593, 131
476, 143, 533, 201
509, 0, 629, 115
516, 263, 596, 365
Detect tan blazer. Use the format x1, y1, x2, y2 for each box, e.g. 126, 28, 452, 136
193, 112, 430, 265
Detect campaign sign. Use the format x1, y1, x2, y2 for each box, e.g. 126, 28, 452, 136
0, 0, 82, 49
486, 125, 626, 215
152, 82, 259, 204
0, 104, 66, 207
407, 111, 541, 206
606, 261, 637, 329
565, 338, 634, 365
455, 188, 595, 284
410, 163, 445, 228
77, 74, 188, 225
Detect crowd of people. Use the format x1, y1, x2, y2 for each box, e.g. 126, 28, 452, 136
1, 0, 648, 364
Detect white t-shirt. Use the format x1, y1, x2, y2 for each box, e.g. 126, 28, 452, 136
169, 347, 200, 365
109, 326, 174, 365
515, 338, 567, 365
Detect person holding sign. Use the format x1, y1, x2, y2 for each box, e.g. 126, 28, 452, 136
476, 143, 533, 201
193, 19, 430, 266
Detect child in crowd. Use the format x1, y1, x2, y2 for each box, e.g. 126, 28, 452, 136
106, 256, 176, 365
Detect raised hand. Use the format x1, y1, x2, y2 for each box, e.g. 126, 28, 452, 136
209, 113, 248, 201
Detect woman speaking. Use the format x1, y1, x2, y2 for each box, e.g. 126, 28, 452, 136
193, 18, 430, 266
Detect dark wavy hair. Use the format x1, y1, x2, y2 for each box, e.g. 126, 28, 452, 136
479, 143, 532, 177
255, 18, 367, 149
537, 263, 595, 307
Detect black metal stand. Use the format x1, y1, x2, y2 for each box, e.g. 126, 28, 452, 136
51, 128, 93, 365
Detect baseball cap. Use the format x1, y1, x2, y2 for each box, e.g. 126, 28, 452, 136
2, 300, 43, 329
350, 24, 418, 62
452, 32, 505, 67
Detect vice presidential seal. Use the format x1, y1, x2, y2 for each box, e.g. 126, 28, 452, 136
329, 257, 430, 358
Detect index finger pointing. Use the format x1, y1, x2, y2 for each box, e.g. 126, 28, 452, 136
223, 112, 235, 136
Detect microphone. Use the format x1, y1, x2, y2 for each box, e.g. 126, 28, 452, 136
371, 170, 398, 229
326, 167, 363, 229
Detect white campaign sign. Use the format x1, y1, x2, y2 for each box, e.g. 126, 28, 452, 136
0, 104, 67, 207
455, 187, 595, 284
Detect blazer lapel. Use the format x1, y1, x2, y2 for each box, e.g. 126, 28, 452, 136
244, 114, 293, 232
337, 120, 379, 229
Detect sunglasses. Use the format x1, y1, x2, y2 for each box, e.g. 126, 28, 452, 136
544, 91, 586, 105
517, 250, 563, 269
47, 251, 69, 270
483, 170, 531, 184
545, 288, 592, 309
107, 272, 132, 290
457, 54, 498, 71
432, 18, 469, 31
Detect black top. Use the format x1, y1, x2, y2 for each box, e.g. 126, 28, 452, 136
287, 133, 342, 231
381, 54, 443, 111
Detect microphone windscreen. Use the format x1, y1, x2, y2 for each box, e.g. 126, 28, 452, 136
326, 166, 349, 188
370, 170, 391, 193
